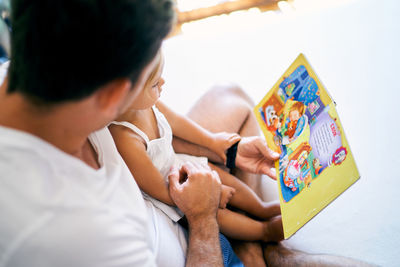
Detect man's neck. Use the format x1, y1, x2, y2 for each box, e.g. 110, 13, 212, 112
0, 89, 101, 169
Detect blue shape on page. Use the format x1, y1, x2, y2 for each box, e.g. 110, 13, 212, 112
279, 65, 319, 106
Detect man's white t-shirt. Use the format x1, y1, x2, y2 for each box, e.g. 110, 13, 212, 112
0, 125, 187, 267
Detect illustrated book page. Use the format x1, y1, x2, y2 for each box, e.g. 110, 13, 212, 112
254, 53, 360, 239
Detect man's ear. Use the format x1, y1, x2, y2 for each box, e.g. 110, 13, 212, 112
96, 78, 132, 118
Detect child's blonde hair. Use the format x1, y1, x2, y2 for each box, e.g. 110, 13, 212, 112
144, 51, 164, 88
290, 101, 305, 115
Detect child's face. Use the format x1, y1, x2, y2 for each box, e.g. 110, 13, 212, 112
289, 110, 300, 121
129, 59, 165, 110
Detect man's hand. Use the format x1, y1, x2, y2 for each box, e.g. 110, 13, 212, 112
168, 162, 221, 224
235, 136, 280, 179
169, 162, 224, 266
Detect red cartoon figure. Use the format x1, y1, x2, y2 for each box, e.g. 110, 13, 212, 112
332, 147, 347, 165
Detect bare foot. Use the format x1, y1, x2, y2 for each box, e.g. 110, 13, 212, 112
230, 241, 266, 267
263, 243, 377, 267
220, 185, 235, 209
262, 215, 284, 242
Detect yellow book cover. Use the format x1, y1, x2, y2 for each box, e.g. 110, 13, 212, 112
254, 54, 360, 239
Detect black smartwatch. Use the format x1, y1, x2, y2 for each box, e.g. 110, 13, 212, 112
226, 141, 240, 170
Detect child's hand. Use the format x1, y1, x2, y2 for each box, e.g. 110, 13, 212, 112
220, 185, 235, 209
209, 132, 241, 164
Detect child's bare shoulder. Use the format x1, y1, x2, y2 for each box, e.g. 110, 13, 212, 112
108, 122, 147, 150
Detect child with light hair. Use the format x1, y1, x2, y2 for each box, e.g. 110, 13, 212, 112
109, 51, 283, 242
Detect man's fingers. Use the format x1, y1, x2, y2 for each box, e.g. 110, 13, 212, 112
262, 166, 277, 180
256, 138, 280, 160
180, 162, 220, 186
179, 161, 211, 183
180, 161, 197, 177
168, 166, 182, 190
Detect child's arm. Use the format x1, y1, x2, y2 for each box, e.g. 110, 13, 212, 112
156, 101, 240, 163
109, 124, 175, 206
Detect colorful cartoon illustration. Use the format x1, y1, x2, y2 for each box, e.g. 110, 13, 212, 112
297, 150, 311, 184
278, 100, 309, 146
258, 93, 284, 142
280, 65, 307, 100
283, 150, 312, 193
254, 53, 360, 239
265, 105, 282, 132
279, 65, 319, 105
280, 142, 314, 202
312, 158, 324, 175
285, 101, 305, 140
308, 100, 320, 115
268, 70, 348, 203
284, 160, 299, 192
305, 97, 326, 126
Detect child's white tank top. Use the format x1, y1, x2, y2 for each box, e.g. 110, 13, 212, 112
110, 106, 207, 222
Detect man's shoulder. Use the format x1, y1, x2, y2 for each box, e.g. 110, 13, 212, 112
0, 127, 156, 266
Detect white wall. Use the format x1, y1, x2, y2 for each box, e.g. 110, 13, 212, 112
161, 0, 400, 266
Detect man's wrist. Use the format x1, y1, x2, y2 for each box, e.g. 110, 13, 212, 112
188, 215, 219, 238
189, 213, 217, 225
226, 141, 240, 170
186, 214, 223, 267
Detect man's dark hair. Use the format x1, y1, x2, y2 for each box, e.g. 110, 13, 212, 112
7, 0, 175, 104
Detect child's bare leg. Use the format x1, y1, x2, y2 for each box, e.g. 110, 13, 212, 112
217, 208, 284, 242
210, 162, 280, 219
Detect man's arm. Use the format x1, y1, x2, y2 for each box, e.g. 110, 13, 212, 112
168, 163, 223, 267
186, 217, 221, 266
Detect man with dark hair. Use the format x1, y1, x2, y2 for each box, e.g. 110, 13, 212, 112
0, 0, 226, 266
7, 0, 173, 103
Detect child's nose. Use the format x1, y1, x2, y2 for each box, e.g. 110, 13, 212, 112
159, 78, 165, 87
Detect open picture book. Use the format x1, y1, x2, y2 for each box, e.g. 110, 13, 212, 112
254, 53, 360, 239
